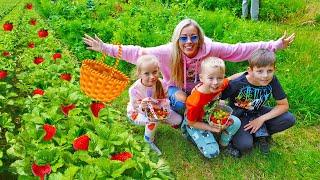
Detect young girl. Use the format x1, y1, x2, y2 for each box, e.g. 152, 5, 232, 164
183, 57, 241, 158
127, 55, 182, 155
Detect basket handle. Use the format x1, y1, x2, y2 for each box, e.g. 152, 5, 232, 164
100, 44, 122, 69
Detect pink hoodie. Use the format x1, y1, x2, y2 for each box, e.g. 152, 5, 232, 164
101, 37, 283, 92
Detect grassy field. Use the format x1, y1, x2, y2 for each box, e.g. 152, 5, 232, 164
110, 2, 320, 179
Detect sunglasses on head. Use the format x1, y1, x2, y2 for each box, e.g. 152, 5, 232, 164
179, 35, 199, 43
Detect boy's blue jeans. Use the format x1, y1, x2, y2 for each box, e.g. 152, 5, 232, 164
232, 106, 296, 153
181, 115, 241, 159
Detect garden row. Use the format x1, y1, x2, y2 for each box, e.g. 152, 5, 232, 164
0, 1, 174, 179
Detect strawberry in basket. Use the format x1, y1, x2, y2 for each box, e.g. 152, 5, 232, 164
141, 98, 170, 122
208, 105, 233, 130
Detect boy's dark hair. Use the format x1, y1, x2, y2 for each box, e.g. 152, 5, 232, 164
248, 49, 276, 68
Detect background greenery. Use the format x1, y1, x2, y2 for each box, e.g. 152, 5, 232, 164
1, 0, 319, 179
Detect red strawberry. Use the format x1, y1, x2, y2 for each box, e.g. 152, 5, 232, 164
33, 88, 44, 96
2, 51, 10, 57
28, 42, 35, 48
60, 73, 71, 81
33, 57, 44, 65
90, 102, 105, 117
0, 70, 7, 79
3, 22, 13, 31
26, 3, 33, 10
31, 163, 51, 180
43, 124, 56, 141
52, 53, 61, 60
147, 123, 156, 130
61, 104, 75, 116
111, 152, 133, 162
29, 18, 36, 26
38, 29, 48, 38
73, 135, 90, 151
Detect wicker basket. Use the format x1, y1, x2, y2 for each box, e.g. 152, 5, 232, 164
80, 45, 129, 102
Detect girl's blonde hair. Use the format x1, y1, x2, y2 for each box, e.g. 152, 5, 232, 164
170, 18, 205, 88
136, 55, 166, 99
200, 57, 225, 75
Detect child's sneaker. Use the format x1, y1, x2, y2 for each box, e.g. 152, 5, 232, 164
256, 137, 270, 154
222, 143, 241, 158
148, 142, 162, 155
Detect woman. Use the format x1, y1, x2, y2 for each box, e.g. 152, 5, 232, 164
83, 18, 295, 116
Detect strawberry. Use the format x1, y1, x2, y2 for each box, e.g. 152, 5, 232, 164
28, 42, 35, 48
29, 18, 36, 26
3, 22, 13, 31
52, 52, 61, 60
43, 124, 56, 141
0, 70, 7, 79
31, 163, 51, 180
61, 104, 75, 116
73, 135, 90, 151
2, 51, 10, 57
38, 29, 48, 38
33, 57, 44, 65
147, 123, 156, 131
90, 102, 105, 117
33, 88, 44, 96
111, 152, 133, 162
26, 3, 33, 10
60, 73, 71, 81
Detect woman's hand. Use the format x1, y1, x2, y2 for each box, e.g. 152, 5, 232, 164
83, 34, 104, 52
279, 31, 295, 49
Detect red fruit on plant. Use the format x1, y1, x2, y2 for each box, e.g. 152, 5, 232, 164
26, 3, 33, 10
111, 152, 133, 162
61, 104, 75, 116
31, 163, 51, 180
73, 135, 90, 151
60, 73, 71, 81
33, 57, 44, 65
147, 123, 156, 130
0, 70, 7, 79
2, 51, 10, 57
3, 22, 13, 31
43, 124, 56, 141
29, 18, 36, 25
33, 88, 44, 96
52, 53, 61, 60
90, 102, 105, 117
38, 29, 48, 38
28, 42, 35, 48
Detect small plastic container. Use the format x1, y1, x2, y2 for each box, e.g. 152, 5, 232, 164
208, 104, 233, 129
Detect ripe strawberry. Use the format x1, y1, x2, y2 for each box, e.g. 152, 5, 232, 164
73, 135, 90, 151
43, 124, 56, 141
33, 57, 44, 65
147, 123, 156, 131
60, 73, 71, 81
52, 53, 61, 60
31, 163, 51, 180
28, 42, 35, 48
26, 3, 33, 10
3, 22, 13, 31
33, 88, 44, 96
29, 18, 36, 26
2, 51, 10, 57
38, 29, 48, 38
90, 102, 105, 117
61, 104, 75, 116
0, 70, 7, 79
111, 152, 133, 162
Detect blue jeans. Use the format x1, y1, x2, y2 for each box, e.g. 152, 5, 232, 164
181, 115, 241, 158
242, 0, 259, 20
168, 86, 186, 116
232, 106, 296, 153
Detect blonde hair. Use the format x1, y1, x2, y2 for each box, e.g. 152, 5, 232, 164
200, 57, 225, 75
136, 55, 166, 99
170, 18, 205, 88
248, 49, 276, 68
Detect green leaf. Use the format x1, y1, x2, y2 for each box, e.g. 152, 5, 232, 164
111, 160, 136, 178
63, 166, 79, 179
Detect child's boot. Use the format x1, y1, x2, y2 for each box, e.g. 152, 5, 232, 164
256, 136, 270, 154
